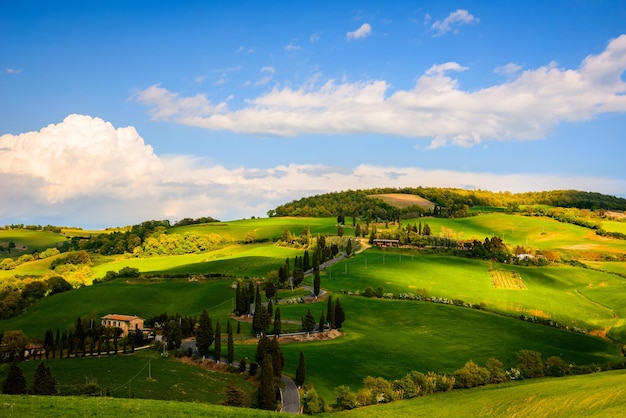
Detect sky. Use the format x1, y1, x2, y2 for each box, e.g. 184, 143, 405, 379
1, 1, 626, 229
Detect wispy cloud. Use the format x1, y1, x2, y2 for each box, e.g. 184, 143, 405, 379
2, 114, 624, 227
310, 32, 320, 43
284, 41, 301, 51
6, 68, 22, 74
256, 66, 276, 85
495, 62, 523, 77
347, 23, 372, 40
134, 35, 626, 149
431, 9, 478, 37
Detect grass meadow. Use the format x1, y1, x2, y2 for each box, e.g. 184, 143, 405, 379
333, 369, 626, 418
314, 249, 625, 335
169, 216, 339, 242
0, 230, 67, 255
405, 213, 626, 255
0, 349, 254, 405
238, 294, 621, 402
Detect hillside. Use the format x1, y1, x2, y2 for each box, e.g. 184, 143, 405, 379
268, 188, 626, 219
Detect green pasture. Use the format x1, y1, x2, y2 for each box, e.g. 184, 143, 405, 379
169, 216, 340, 242
0, 278, 239, 337
239, 295, 621, 402
601, 219, 626, 234
314, 249, 625, 336
335, 369, 626, 418
0, 349, 253, 405
0, 394, 278, 418
403, 213, 626, 255
585, 261, 626, 276
91, 243, 301, 279
0, 229, 67, 256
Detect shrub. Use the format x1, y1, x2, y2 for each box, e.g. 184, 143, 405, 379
334, 385, 358, 410
516, 349, 544, 378
454, 360, 490, 388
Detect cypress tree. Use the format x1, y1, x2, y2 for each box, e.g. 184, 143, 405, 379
302, 309, 315, 332
327, 297, 335, 329
318, 311, 325, 333
257, 354, 276, 410
74, 316, 85, 355
295, 351, 306, 387
237, 321, 241, 334
2, 361, 27, 394
196, 308, 214, 356
267, 300, 273, 318
273, 307, 282, 336
335, 298, 345, 329
269, 337, 284, 377
313, 270, 321, 297
30, 361, 57, 395
214, 320, 221, 362
227, 320, 234, 365
53, 328, 60, 359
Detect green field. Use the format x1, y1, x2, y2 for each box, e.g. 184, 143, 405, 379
170, 217, 339, 242
315, 249, 625, 336
2, 212, 626, 414
601, 219, 626, 234
238, 294, 621, 401
0, 230, 67, 255
0, 349, 253, 405
333, 369, 626, 418
405, 213, 626, 255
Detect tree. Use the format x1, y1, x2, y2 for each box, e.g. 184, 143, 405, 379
295, 351, 306, 387
252, 305, 270, 335
346, 238, 352, 256
30, 361, 57, 395
74, 317, 85, 356
273, 307, 282, 336
422, 223, 432, 236
227, 321, 234, 365
2, 361, 27, 394
327, 297, 335, 329
302, 309, 315, 332
257, 354, 277, 410
486, 357, 506, 383
46, 276, 72, 295
1, 330, 27, 361
453, 360, 489, 388
265, 281, 276, 300
334, 385, 357, 410
214, 320, 222, 362
337, 226, 344, 237
334, 298, 345, 329
516, 349, 544, 378
255, 335, 284, 377
222, 382, 249, 407
313, 270, 321, 297
196, 309, 214, 356
318, 311, 325, 333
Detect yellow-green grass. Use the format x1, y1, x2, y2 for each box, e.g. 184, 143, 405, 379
91, 243, 301, 279
332, 369, 626, 418
0, 349, 254, 405
601, 219, 626, 234
316, 249, 626, 338
585, 261, 626, 276
0, 255, 56, 279
0, 278, 238, 337
403, 213, 626, 255
368, 193, 436, 210
0, 395, 278, 418
169, 216, 339, 242
0, 230, 67, 255
239, 295, 621, 402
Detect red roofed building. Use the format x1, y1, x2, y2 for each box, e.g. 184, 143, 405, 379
101, 314, 145, 336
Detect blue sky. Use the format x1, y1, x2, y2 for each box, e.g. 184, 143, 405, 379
1, 1, 626, 228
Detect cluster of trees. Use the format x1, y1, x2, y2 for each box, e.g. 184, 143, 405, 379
303, 349, 625, 414
268, 188, 626, 222
0, 224, 64, 233
300, 297, 344, 333
0, 276, 73, 320
40, 316, 145, 360
2, 361, 57, 395
172, 216, 220, 227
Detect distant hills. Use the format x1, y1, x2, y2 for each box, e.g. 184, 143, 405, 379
268, 188, 626, 219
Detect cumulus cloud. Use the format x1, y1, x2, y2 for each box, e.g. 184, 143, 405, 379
347, 23, 372, 40
1, 115, 625, 227
133, 35, 626, 148
431, 9, 478, 37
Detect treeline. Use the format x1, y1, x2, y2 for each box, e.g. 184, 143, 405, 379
303, 349, 626, 414
268, 188, 626, 220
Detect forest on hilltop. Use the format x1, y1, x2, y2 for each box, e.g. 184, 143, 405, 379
267, 188, 626, 220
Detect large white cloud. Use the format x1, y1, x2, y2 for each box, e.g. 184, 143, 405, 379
133, 35, 626, 148
1, 114, 625, 228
